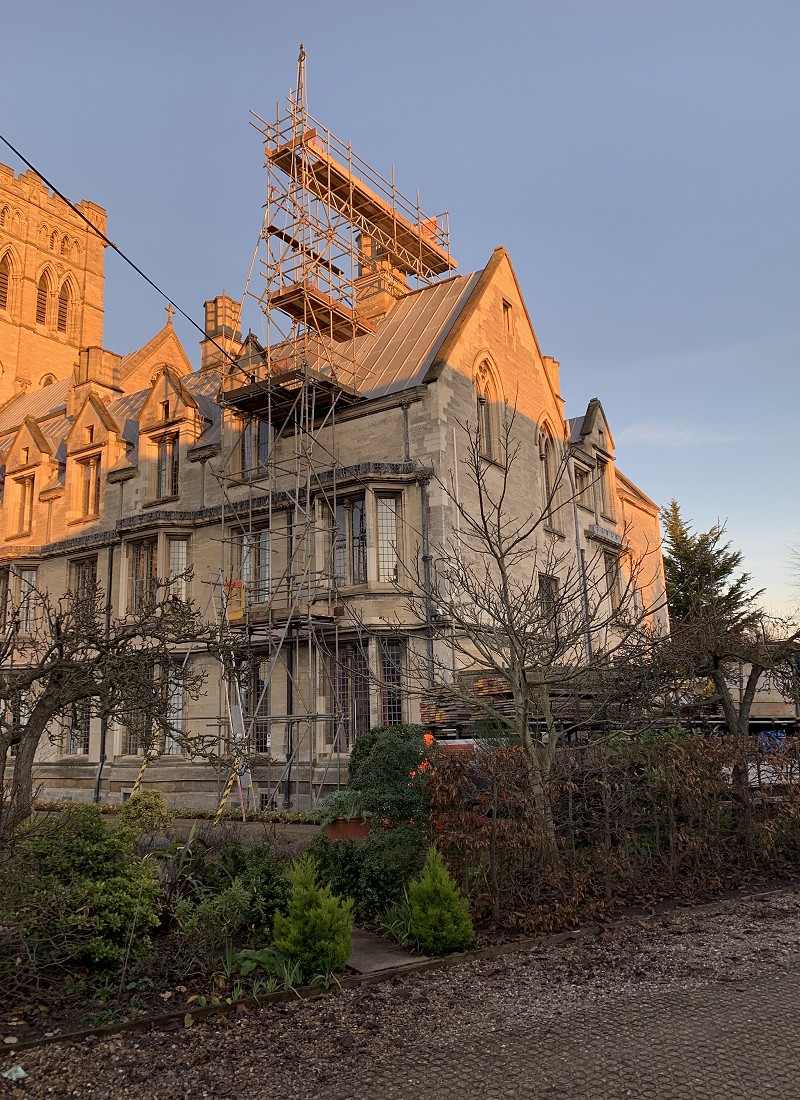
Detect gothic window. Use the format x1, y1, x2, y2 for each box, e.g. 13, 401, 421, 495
60, 236, 69, 257
596, 459, 613, 519
538, 573, 559, 636
71, 556, 98, 625
0, 206, 8, 228
36, 272, 50, 326
574, 465, 593, 509
57, 282, 72, 334
49, 230, 58, 252
0, 253, 10, 312
540, 429, 560, 527
242, 662, 271, 754
475, 361, 500, 461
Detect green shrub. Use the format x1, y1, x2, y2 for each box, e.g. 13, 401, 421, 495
272, 855, 353, 984
173, 879, 254, 956
170, 841, 288, 951
407, 846, 473, 954
119, 790, 173, 834
358, 824, 427, 915
312, 824, 426, 917
6, 805, 161, 973
310, 834, 364, 905
349, 724, 437, 828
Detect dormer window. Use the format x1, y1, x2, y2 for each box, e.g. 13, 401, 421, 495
85, 426, 94, 445
15, 475, 34, 534
78, 455, 101, 517
161, 400, 170, 422
20, 447, 28, 466
156, 434, 179, 499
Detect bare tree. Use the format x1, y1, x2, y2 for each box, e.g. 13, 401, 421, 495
0, 575, 211, 843
408, 412, 665, 857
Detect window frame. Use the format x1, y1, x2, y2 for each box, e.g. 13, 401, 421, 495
155, 433, 180, 500
379, 638, 404, 726
334, 641, 370, 751
376, 494, 401, 584
18, 567, 38, 635
15, 474, 35, 535
333, 495, 367, 587
76, 453, 102, 518
128, 538, 158, 615
167, 536, 190, 601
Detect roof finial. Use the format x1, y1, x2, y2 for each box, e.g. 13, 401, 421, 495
165, 302, 175, 325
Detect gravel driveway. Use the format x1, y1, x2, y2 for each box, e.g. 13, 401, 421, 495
3, 888, 800, 1099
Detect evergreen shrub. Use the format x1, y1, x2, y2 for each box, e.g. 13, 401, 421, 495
119, 790, 173, 834
407, 846, 473, 954
271, 855, 353, 983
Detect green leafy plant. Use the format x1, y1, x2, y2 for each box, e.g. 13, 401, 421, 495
317, 787, 368, 826
5, 805, 161, 973
407, 846, 473, 954
119, 790, 173, 835
349, 724, 437, 828
271, 855, 353, 985
378, 895, 415, 948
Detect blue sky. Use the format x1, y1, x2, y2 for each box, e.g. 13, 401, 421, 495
2, 0, 799, 610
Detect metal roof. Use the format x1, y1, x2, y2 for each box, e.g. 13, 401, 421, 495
0, 379, 69, 436
347, 274, 480, 399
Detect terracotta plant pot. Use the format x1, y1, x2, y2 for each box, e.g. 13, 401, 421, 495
323, 817, 371, 842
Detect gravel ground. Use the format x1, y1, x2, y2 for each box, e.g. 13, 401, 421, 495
3, 887, 800, 1099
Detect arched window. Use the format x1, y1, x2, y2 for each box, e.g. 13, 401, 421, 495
60, 236, 69, 256
41, 374, 56, 387
540, 428, 559, 526
36, 272, 50, 326
0, 254, 10, 313
49, 230, 58, 252
57, 281, 72, 334
0, 206, 8, 229
475, 360, 499, 461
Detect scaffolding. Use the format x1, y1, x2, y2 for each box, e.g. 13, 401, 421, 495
215, 46, 456, 809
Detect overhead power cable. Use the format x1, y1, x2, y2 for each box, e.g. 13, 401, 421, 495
0, 130, 240, 368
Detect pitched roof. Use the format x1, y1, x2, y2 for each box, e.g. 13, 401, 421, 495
0, 379, 69, 436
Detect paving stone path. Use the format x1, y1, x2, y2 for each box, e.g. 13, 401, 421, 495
322, 970, 800, 1099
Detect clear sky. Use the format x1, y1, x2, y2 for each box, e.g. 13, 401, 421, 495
2, 0, 798, 611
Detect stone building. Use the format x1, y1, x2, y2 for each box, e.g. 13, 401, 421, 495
0, 138, 668, 809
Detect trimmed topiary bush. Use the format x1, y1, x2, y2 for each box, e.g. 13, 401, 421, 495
407, 846, 473, 954
271, 855, 353, 984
